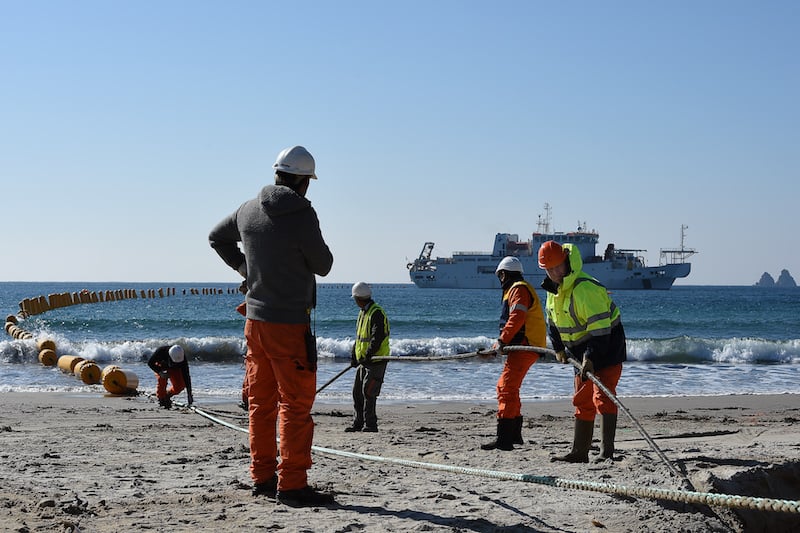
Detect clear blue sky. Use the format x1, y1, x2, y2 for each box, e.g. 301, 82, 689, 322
2, 1, 797, 286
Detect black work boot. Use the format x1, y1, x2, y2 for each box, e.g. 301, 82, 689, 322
481, 418, 516, 451
252, 474, 278, 498
594, 413, 618, 463
551, 418, 594, 463
276, 485, 335, 507
513, 416, 524, 445
344, 417, 364, 432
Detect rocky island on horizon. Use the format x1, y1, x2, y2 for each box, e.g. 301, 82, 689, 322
754, 269, 797, 287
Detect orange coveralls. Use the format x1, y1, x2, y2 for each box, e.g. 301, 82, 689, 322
244, 320, 316, 491
496, 282, 546, 419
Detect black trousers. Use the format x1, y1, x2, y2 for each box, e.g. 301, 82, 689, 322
352, 362, 387, 428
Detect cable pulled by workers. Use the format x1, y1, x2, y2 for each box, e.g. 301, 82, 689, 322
538, 240, 627, 464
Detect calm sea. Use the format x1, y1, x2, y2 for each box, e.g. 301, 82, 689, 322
1, 282, 799, 403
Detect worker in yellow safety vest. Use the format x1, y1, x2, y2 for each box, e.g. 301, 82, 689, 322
346, 282, 390, 433
538, 240, 627, 463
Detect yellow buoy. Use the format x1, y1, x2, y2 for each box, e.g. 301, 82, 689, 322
74, 360, 101, 385
101, 366, 139, 395
57, 355, 84, 374
38, 349, 58, 366
37, 339, 57, 352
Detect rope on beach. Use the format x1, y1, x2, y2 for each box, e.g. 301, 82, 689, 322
190, 406, 248, 420
187, 403, 800, 515
503, 345, 696, 491
311, 443, 800, 514
190, 405, 248, 431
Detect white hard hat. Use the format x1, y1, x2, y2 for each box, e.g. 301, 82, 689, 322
168, 345, 185, 363
273, 145, 317, 179
351, 282, 372, 299
495, 256, 524, 274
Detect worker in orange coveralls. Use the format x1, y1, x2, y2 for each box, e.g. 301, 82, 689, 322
480, 256, 547, 451
148, 344, 193, 409
209, 145, 334, 507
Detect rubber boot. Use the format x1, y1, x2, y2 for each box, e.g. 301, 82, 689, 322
551, 418, 594, 463
513, 416, 524, 445
594, 413, 617, 463
481, 418, 516, 451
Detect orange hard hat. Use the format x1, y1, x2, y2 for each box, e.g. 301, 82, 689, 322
538, 240, 568, 269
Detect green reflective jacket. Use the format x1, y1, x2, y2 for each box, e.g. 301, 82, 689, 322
355, 302, 390, 363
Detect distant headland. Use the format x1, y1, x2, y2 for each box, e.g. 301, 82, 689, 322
754, 269, 797, 287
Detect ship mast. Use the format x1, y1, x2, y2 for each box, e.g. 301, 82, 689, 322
659, 224, 698, 265
537, 203, 552, 234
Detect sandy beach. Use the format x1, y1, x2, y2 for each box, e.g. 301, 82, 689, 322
0, 392, 798, 533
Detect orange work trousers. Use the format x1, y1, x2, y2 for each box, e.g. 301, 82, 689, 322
244, 319, 316, 491
573, 363, 623, 421
155, 368, 185, 400
496, 350, 539, 419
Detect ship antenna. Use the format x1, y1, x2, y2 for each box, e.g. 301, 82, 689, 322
680, 224, 688, 251
537, 203, 552, 233
659, 224, 697, 265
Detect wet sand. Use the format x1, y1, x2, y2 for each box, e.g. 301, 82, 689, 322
0, 392, 798, 532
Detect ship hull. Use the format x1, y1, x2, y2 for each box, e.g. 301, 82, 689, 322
410, 255, 690, 290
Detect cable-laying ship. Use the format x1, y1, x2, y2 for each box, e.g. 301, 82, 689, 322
407, 204, 697, 290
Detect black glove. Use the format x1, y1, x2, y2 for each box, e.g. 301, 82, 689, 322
496, 339, 506, 355
350, 356, 358, 368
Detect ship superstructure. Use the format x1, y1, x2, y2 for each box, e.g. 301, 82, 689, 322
408, 204, 696, 290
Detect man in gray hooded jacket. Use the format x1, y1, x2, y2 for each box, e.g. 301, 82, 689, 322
209, 145, 334, 507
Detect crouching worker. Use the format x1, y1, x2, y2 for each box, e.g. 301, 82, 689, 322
148, 344, 194, 409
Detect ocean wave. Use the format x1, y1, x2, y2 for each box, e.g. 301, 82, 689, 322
2, 335, 799, 365
627, 336, 800, 364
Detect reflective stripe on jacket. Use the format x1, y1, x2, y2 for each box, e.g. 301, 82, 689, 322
355, 302, 390, 363
500, 280, 547, 347
546, 276, 621, 347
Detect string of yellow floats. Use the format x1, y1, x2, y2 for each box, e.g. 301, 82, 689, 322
4, 286, 237, 395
